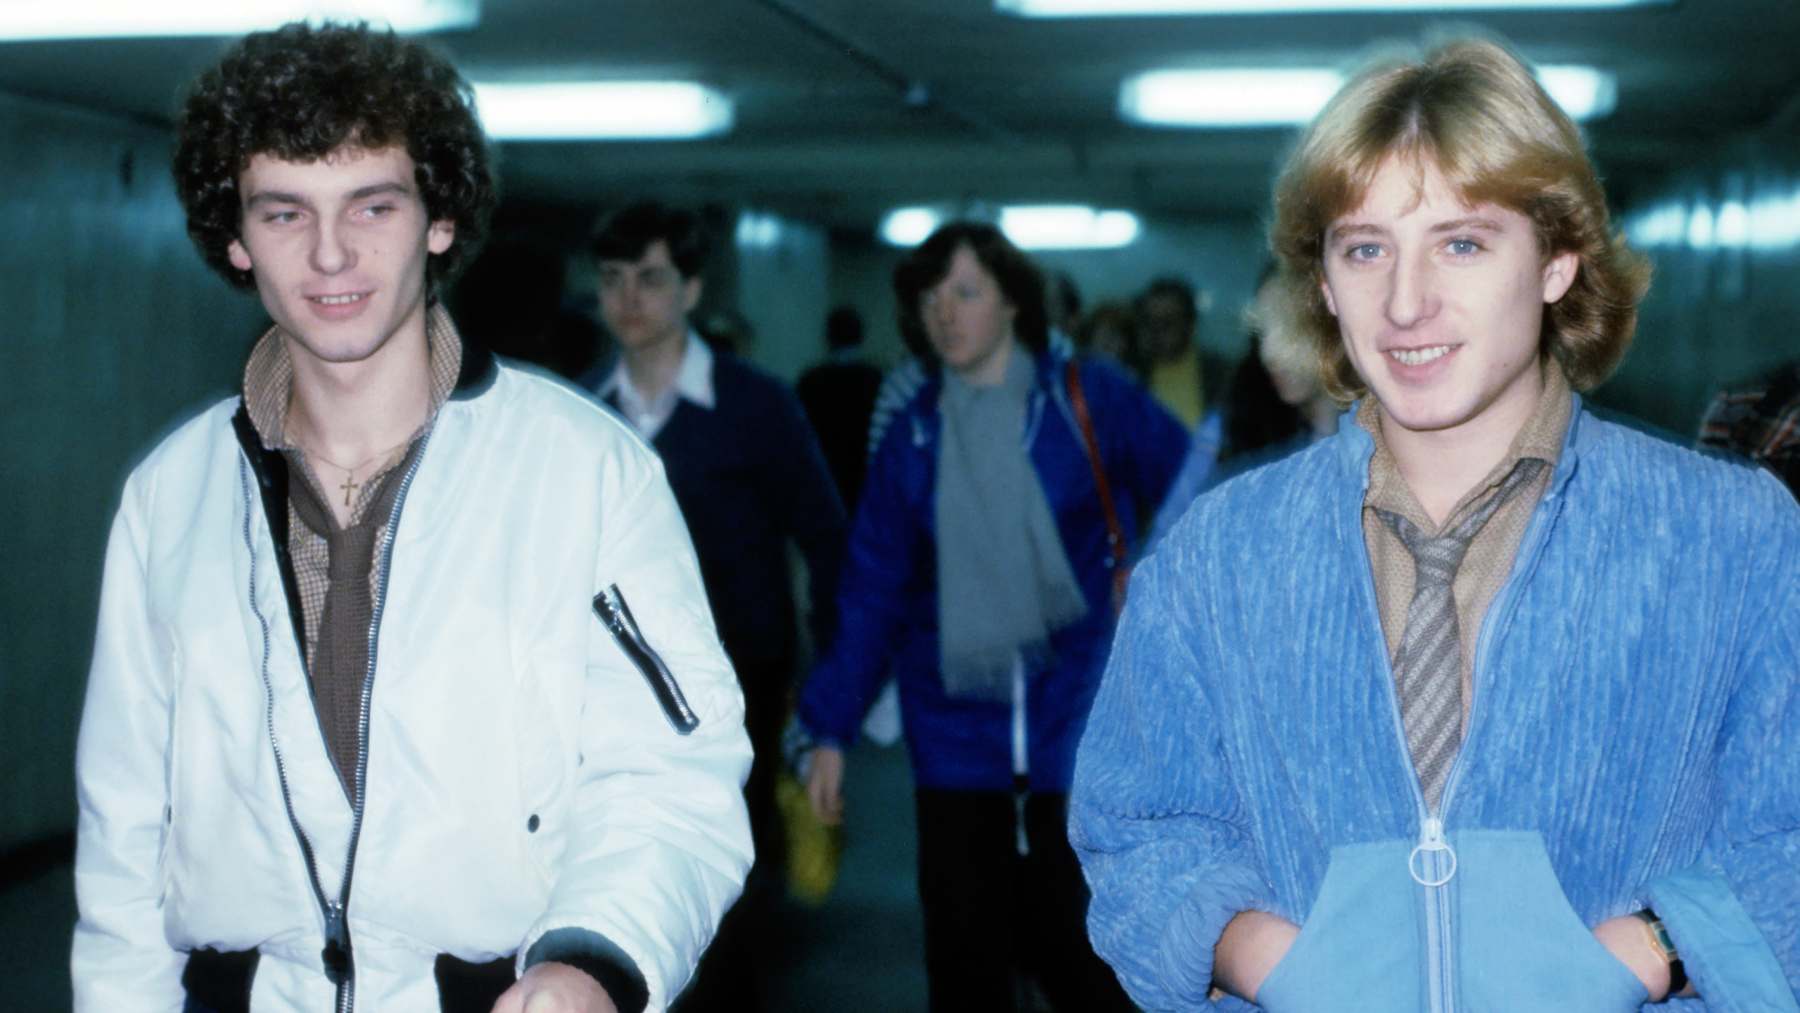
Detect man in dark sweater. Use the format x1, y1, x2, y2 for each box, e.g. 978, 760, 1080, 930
797, 305, 885, 509
583, 201, 847, 1010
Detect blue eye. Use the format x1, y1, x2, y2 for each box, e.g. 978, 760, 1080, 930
1446, 238, 1482, 256
1346, 243, 1382, 261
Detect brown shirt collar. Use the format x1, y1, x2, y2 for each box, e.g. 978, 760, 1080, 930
242, 303, 464, 451
1358, 361, 1572, 534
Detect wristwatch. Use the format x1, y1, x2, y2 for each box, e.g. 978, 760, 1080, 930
1634, 908, 1688, 996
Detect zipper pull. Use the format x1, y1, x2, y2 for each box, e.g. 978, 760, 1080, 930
1408, 815, 1457, 887
321, 901, 352, 986
593, 585, 700, 735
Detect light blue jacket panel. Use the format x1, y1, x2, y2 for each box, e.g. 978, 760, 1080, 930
1070, 396, 1800, 1012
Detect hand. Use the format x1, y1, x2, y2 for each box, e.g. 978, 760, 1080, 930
1214, 910, 1301, 1002
805, 745, 846, 826
490, 961, 620, 1013
1593, 915, 1674, 1002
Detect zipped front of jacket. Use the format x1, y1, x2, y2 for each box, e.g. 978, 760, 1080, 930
1350, 439, 1570, 1013
237, 430, 432, 1013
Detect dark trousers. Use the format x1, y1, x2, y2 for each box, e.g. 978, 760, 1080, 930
915, 788, 1136, 1013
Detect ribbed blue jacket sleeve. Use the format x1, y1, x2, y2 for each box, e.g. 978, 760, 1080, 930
1646, 473, 1800, 1010
797, 415, 923, 749
1070, 521, 1275, 1010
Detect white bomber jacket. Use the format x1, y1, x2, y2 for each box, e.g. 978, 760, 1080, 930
72, 346, 753, 1012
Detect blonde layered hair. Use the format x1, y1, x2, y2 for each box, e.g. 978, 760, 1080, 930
1269, 35, 1651, 401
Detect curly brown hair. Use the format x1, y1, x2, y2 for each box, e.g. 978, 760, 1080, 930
1269, 35, 1651, 400
173, 21, 496, 291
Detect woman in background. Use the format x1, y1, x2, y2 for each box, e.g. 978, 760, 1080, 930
1150, 265, 1341, 543
796, 222, 1185, 1011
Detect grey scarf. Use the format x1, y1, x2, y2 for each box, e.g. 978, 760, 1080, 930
934, 349, 1088, 701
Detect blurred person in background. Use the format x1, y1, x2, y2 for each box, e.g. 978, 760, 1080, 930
797, 304, 886, 509
1698, 359, 1800, 499
584, 200, 847, 1011
1073, 301, 1141, 375
1135, 276, 1212, 428
1150, 264, 1341, 542
796, 222, 1185, 1012
1048, 271, 1084, 339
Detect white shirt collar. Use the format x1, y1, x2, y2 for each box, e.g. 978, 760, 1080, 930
600, 330, 715, 438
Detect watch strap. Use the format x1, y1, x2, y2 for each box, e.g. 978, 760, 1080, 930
1635, 908, 1688, 996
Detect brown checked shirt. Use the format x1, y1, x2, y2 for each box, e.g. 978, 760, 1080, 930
1359, 364, 1572, 732
242, 307, 462, 792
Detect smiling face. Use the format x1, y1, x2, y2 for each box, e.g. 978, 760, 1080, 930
922, 244, 1018, 385
227, 144, 452, 371
1320, 155, 1577, 452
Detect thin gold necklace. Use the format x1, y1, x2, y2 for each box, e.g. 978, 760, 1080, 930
300, 437, 413, 508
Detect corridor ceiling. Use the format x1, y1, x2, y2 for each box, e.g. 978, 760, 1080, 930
2, 0, 1796, 230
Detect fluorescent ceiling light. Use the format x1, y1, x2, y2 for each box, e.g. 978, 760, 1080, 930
879, 204, 1141, 250
1122, 64, 1613, 126
0, 0, 477, 40
1002, 0, 1666, 16
1122, 69, 1344, 128
880, 207, 944, 247
1000, 205, 1142, 249
735, 211, 784, 249
1534, 65, 1616, 119
472, 81, 733, 140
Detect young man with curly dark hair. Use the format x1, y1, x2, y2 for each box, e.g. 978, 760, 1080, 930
71, 22, 752, 1013
1071, 35, 1800, 1012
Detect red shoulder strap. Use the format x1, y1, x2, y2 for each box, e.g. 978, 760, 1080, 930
1064, 361, 1129, 611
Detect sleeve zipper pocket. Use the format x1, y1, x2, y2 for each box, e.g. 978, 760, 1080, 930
592, 584, 701, 735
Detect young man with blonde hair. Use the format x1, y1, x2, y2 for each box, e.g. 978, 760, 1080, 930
1072, 35, 1800, 1012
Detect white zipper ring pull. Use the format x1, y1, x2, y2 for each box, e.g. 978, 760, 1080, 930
1408, 815, 1458, 887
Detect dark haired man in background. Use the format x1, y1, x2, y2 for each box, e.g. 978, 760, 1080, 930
72, 23, 751, 1013
1134, 275, 1211, 428
584, 201, 847, 1011
797, 305, 885, 510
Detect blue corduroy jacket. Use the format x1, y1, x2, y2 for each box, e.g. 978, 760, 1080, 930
798, 349, 1187, 792
1071, 396, 1800, 1012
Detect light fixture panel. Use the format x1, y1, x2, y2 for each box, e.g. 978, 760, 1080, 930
0, 0, 478, 40
472, 81, 734, 141
879, 204, 1142, 250
1121, 68, 1346, 127
1002, 0, 1668, 16
1121, 64, 1614, 126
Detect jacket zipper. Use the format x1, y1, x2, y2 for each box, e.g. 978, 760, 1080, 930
240, 432, 431, 1013
1011, 391, 1045, 860
1362, 478, 1563, 1013
1011, 655, 1030, 856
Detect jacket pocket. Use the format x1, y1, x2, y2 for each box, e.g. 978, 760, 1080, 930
1454, 830, 1647, 1012
1255, 840, 1425, 1012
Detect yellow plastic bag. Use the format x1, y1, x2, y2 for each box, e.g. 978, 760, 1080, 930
776, 770, 842, 906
